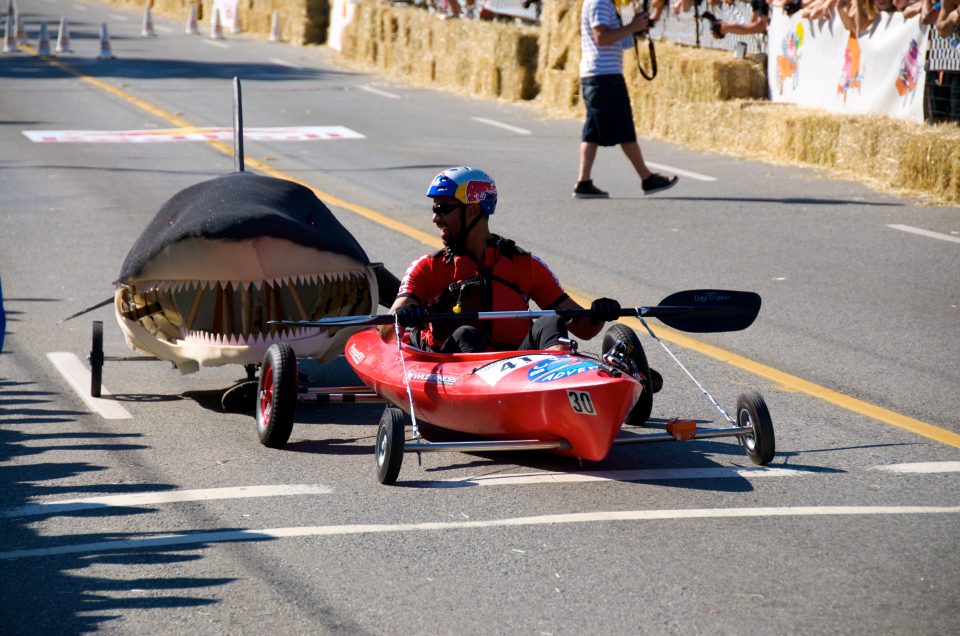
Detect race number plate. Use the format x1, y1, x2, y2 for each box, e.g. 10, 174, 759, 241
567, 390, 596, 416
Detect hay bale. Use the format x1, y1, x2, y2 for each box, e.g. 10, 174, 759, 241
340, 2, 538, 102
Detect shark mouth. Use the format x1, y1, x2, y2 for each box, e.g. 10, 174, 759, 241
117, 271, 372, 348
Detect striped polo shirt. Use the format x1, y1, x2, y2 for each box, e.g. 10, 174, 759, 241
579, 0, 633, 78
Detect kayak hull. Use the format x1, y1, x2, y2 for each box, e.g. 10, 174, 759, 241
345, 328, 643, 461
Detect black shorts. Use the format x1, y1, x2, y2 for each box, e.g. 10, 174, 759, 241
581, 74, 637, 146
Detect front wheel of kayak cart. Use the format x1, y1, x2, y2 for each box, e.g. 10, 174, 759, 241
602, 323, 653, 426
376, 407, 406, 485
736, 390, 775, 465
256, 343, 297, 449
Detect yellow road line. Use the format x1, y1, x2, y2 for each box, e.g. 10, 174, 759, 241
31, 53, 960, 449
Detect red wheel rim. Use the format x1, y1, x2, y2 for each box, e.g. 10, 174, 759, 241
258, 364, 273, 430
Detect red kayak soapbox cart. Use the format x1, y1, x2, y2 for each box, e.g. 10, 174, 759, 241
254, 289, 774, 484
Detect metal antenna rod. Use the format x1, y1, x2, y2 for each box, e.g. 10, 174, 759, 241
233, 76, 244, 172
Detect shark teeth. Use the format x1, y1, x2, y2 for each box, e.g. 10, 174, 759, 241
129, 270, 371, 346
178, 327, 326, 346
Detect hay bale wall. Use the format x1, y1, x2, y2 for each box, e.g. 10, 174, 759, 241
340, 3, 539, 101
102, 0, 328, 45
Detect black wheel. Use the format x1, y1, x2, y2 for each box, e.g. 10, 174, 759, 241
256, 343, 297, 448
602, 323, 653, 426
376, 407, 406, 485
89, 320, 104, 397
736, 390, 775, 465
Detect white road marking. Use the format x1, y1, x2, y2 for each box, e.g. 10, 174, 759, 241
646, 162, 717, 182
202, 39, 230, 49
471, 117, 531, 135
24, 126, 365, 143
873, 461, 960, 474
357, 84, 400, 99
107, 13, 128, 22
45, 352, 132, 420
887, 224, 960, 245
270, 57, 303, 70
3, 485, 332, 518
432, 465, 822, 487
3, 506, 957, 560
154, 25, 173, 33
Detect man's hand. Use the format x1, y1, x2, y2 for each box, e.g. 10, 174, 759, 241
628, 11, 652, 34
395, 304, 425, 329
590, 297, 621, 323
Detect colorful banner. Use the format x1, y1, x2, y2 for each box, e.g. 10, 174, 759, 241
768, 8, 928, 122
22, 127, 365, 143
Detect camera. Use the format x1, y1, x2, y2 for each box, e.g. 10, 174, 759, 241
784, 0, 803, 15
701, 11, 724, 39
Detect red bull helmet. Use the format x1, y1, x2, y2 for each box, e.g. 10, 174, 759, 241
427, 166, 497, 216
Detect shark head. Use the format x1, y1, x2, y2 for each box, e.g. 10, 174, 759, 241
114, 172, 380, 374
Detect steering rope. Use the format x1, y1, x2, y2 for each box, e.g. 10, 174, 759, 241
394, 314, 421, 440
636, 313, 736, 425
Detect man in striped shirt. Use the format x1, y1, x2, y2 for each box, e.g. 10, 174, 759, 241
575, 0, 678, 198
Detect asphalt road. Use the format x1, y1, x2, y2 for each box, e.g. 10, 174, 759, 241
1, 1, 959, 634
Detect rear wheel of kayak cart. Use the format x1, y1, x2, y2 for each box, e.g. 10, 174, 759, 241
256, 343, 297, 448
602, 323, 653, 426
376, 407, 406, 485
89, 320, 104, 398
736, 390, 775, 465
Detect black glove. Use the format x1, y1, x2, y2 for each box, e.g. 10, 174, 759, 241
394, 304, 424, 329
590, 297, 621, 323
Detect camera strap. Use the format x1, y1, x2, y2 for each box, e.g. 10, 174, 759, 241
613, 0, 657, 81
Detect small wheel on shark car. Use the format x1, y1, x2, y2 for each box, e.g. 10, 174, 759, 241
89, 320, 104, 398
376, 407, 406, 485
736, 390, 775, 465
602, 323, 653, 426
256, 343, 297, 449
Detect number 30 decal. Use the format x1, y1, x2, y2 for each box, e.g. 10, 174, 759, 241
567, 390, 596, 415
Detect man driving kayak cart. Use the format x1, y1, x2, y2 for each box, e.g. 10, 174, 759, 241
384, 165, 655, 380
255, 166, 773, 484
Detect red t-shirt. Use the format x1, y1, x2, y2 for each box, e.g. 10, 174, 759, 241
398, 238, 568, 350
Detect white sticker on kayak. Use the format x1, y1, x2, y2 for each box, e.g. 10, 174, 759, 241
567, 390, 597, 416
474, 354, 556, 387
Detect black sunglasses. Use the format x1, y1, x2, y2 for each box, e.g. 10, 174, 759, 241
432, 201, 464, 217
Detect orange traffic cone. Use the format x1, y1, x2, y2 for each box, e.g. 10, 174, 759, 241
141, 3, 156, 37
184, 3, 198, 35
97, 22, 114, 59
55, 16, 71, 53
209, 7, 224, 40
269, 10, 281, 42
2, 13, 16, 53
36, 19, 52, 57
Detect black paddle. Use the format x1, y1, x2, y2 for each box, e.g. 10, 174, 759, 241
268, 289, 761, 334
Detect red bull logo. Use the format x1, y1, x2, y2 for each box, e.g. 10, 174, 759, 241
462, 180, 497, 204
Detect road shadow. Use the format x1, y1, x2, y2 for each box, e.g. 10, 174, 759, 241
394, 419, 843, 491
0, 53, 345, 82
0, 379, 237, 634
608, 195, 902, 207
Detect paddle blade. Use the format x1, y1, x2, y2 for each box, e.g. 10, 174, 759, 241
648, 289, 761, 332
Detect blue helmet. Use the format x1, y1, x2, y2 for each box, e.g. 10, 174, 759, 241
427, 166, 497, 216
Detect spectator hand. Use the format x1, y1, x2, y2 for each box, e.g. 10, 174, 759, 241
394, 304, 425, 329
590, 297, 621, 323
